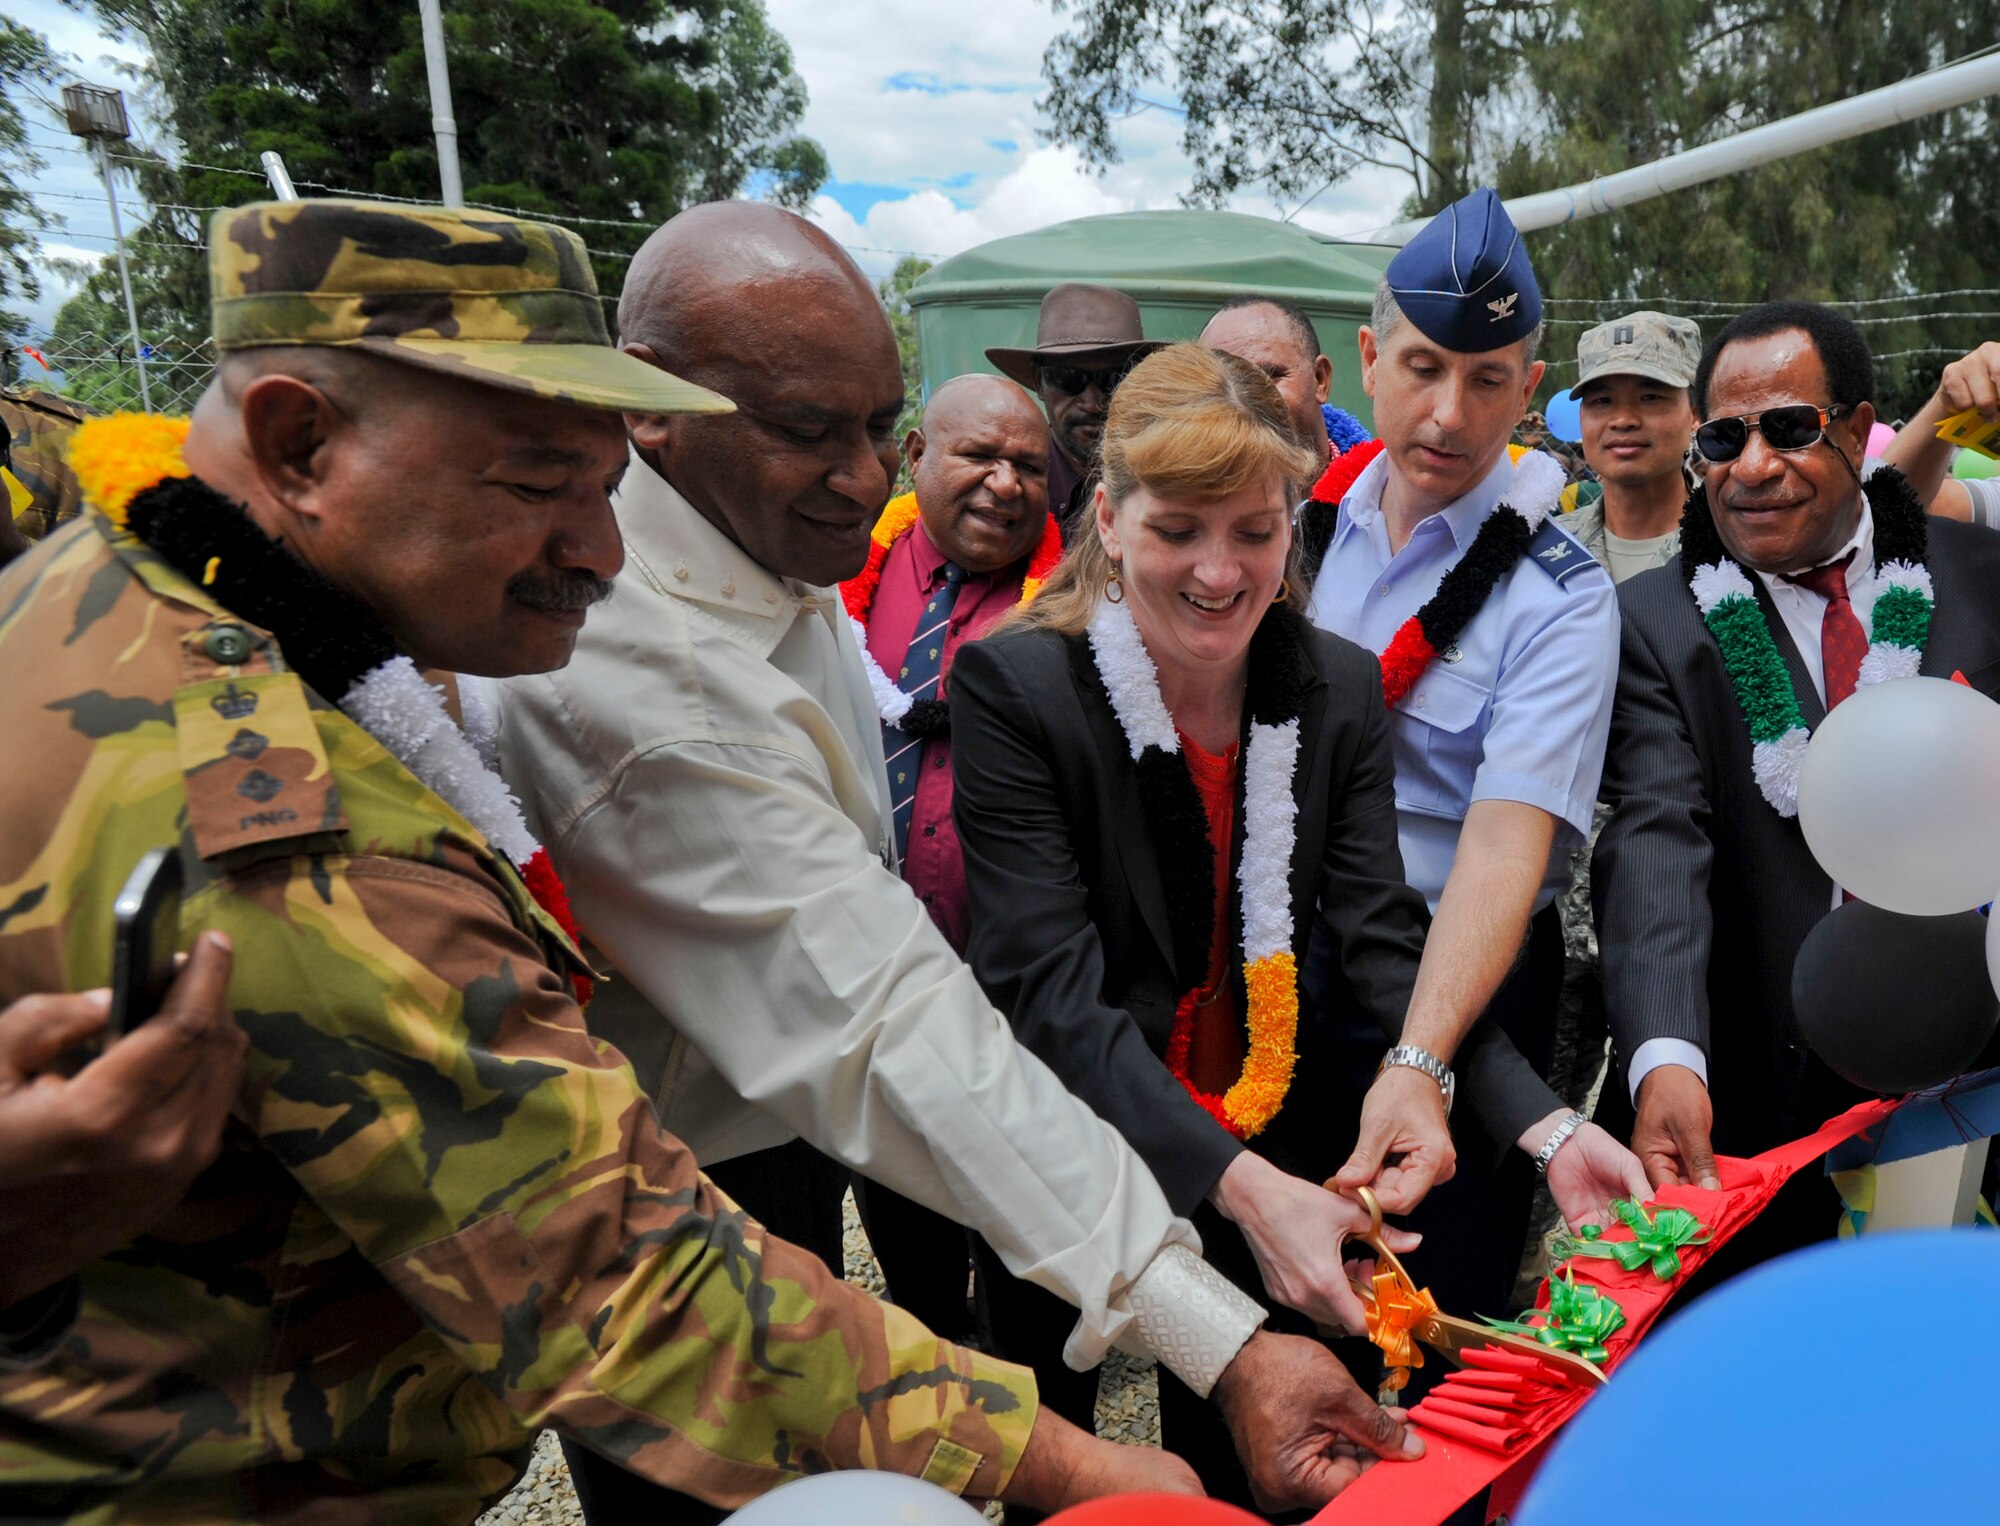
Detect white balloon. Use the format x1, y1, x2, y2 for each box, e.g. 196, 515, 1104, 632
1987, 905, 2000, 1007
722, 1472, 988, 1525
1798, 677, 2000, 915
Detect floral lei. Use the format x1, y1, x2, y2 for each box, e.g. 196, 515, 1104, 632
842, 490, 1064, 738
1374, 451, 1567, 708
67, 412, 592, 1003
1679, 464, 1932, 817
1296, 446, 1568, 707
1086, 597, 1304, 1140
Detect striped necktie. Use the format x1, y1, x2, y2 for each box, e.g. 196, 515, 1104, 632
882, 561, 967, 861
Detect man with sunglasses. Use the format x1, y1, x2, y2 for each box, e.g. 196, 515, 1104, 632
1595, 300, 2000, 1271
988, 283, 1162, 539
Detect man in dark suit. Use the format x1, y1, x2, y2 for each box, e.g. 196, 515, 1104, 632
1595, 299, 2000, 1261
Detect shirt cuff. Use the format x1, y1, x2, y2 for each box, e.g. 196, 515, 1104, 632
1628, 1037, 1709, 1103
1116, 1244, 1267, 1399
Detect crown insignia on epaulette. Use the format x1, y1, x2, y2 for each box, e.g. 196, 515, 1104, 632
211, 683, 259, 721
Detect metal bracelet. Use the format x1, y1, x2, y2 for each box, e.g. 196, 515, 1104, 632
1532, 1109, 1589, 1175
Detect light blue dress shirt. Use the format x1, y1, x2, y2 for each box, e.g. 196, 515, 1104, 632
1306, 447, 1618, 912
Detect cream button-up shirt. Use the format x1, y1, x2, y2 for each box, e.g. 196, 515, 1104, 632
493, 456, 1262, 1386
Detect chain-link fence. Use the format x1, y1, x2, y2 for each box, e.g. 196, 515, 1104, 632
20, 339, 215, 417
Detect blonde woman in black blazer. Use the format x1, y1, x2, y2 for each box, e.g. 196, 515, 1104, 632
950, 345, 1582, 1509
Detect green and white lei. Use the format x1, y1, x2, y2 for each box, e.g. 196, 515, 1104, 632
1681, 465, 1932, 818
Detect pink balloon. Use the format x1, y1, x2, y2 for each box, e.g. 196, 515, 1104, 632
1867, 421, 1895, 456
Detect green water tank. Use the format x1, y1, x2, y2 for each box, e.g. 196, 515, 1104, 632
905, 209, 1394, 423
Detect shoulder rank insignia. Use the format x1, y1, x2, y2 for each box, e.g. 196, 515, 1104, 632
1524, 519, 1602, 590
175, 671, 347, 858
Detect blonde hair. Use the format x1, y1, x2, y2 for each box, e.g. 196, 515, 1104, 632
1001, 342, 1317, 638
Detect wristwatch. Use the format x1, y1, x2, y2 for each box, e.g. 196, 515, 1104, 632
1377, 1044, 1455, 1118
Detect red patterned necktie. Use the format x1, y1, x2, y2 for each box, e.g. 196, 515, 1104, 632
1782, 551, 1865, 710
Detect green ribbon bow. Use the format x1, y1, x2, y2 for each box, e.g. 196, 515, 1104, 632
1553, 1199, 1711, 1281
1483, 1270, 1626, 1365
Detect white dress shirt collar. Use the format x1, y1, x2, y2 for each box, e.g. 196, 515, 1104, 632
1340, 444, 1520, 553
616, 450, 842, 656
1750, 494, 1878, 706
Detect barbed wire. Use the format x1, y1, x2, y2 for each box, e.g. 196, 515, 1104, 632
1544, 288, 2000, 311
1546, 309, 2000, 329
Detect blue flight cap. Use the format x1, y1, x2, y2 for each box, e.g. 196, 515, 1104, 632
1385, 187, 1542, 354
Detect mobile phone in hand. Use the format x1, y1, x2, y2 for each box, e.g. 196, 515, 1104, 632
109, 849, 183, 1039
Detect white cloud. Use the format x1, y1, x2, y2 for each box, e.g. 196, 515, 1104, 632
809, 145, 1146, 274
764, 0, 1410, 279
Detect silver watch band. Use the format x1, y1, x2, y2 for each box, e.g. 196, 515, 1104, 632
1378, 1043, 1455, 1117
1533, 1110, 1589, 1174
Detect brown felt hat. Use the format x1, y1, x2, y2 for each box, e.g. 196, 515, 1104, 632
986, 282, 1164, 388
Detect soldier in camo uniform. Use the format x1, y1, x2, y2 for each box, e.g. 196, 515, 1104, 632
0, 199, 1195, 1523
1, 385, 90, 568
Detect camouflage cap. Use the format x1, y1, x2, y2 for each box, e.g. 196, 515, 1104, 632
209, 199, 732, 416
1568, 310, 1702, 399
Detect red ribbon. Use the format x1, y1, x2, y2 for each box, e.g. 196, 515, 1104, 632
1311, 1094, 1902, 1526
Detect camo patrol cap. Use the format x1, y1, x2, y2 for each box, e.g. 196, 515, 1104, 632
208, 199, 732, 416
1567, 310, 1702, 399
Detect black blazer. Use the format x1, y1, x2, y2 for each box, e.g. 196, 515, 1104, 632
951, 607, 1555, 1215
1595, 515, 2000, 1155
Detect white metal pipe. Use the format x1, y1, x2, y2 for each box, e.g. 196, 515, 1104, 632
93, 139, 151, 412
416, 0, 464, 206
1364, 51, 2000, 245
260, 150, 298, 201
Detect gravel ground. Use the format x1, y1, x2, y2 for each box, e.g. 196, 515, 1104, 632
478, 1189, 1161, 1526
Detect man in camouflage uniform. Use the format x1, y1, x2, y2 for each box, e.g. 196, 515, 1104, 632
0, 199, 1192, 1523
0, 383, 90, 567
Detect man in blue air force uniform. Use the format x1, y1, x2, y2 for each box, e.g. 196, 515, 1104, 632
1299, 189, 1638, 1366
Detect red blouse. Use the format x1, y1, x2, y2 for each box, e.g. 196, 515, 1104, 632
1178, 729, 1246, 1096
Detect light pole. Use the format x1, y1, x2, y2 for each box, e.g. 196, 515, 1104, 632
61, 82, 151, 411
416, 0, 465, 206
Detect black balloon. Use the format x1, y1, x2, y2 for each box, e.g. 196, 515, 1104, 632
1791, 901, 2000, 1094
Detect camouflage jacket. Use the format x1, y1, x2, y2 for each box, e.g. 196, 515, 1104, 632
0, 515, 1035, 1523
1, 388, 89, 543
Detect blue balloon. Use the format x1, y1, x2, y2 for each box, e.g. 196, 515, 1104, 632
1517, 1233, 2000, 1526
721, 1471, 987, 1525
1541, 390, 1582, 444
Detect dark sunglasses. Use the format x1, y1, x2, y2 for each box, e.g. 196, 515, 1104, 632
1038, 362, 1132, 398
1694, 403, 1851, 464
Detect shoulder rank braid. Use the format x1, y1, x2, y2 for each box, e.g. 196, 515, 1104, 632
1080, 600, 1312, 1139
1679, 463, 1933, 817
842, 490, 1064, 739
66, 413, 593, 999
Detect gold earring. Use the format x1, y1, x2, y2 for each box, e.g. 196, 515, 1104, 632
1271, 581, 1290, 605
1105, 565, 1125, 604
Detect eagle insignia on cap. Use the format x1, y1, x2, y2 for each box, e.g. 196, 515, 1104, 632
1488, 293, 1520, 321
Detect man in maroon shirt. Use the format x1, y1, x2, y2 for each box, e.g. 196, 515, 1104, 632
850, 372, 1056, 1342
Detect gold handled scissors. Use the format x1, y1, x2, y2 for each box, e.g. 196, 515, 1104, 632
1345, 1184, 1606, 1392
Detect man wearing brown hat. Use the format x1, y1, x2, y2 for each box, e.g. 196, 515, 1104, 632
988, 281, 1162, 536
0, 198, 1194, 1522
1559, 310, 1704, 583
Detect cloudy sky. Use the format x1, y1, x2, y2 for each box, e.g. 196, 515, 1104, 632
6, 0, 1412, 338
